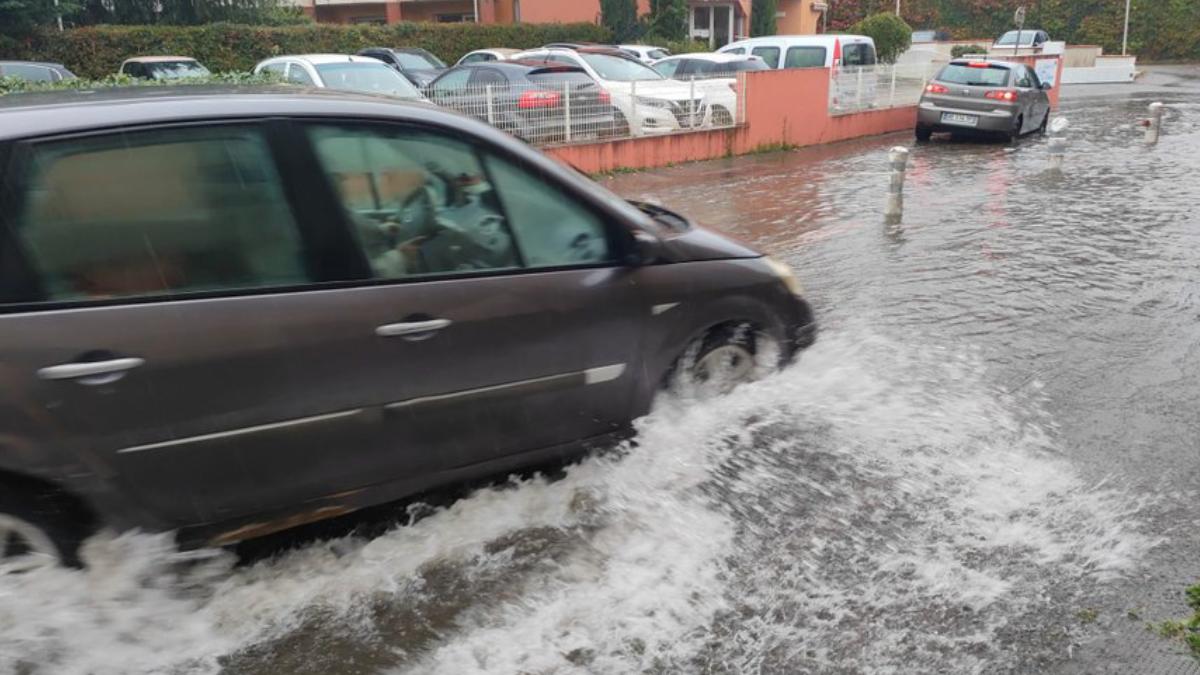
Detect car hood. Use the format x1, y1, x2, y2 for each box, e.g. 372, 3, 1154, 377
628, 200, 759, 261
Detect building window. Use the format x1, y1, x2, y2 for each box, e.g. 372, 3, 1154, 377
435, 13, 475, 22
351, 16, 386, 24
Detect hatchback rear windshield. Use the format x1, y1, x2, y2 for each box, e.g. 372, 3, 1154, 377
316, 63, 424, 99
936, 63, 1010, 86
527, 70, 597, 86
147, 61, 211, 79
391, 51, 446, 70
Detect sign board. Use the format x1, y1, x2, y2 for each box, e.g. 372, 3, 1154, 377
1013, 6, 1026, 27
1035, 58, 1058, 88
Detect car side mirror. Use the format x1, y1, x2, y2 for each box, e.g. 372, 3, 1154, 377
629, 230, 665, 266
1041, 81, 1053, 90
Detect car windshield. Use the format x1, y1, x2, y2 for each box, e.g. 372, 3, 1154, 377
936, 63, 1010, 86
579, 53, 664, 81
648, 49, 669, 60
315, 63, 424, 98
391, 51, 446, 70
996, 31, 1038, 46
146, 61, 210, 79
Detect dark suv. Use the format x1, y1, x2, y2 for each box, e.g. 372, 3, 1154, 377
0, 88, 815, 569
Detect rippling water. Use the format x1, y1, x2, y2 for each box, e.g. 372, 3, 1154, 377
3, 76, 1199, 674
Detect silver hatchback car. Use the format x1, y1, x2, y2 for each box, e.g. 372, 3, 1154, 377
915, 59, 1052, 141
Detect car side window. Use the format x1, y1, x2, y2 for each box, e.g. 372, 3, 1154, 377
469, 68, 506, 86
431, 68, 471, 92
9, 126, 310, 304
7, 64, 55, 82
654, 59, 680, 78
1015, 66, 1033, 88
751, 46, 781, 68
260, 62, 286, 76
725, 48, 745, 55
286, 64, 315, 85
1026, 66, 1042, 89
307, 124, 520, 278
483, 155, 615, 268
461, 53, 490, 64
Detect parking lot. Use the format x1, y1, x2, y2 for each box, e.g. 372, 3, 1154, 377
2, 67, 1199, 675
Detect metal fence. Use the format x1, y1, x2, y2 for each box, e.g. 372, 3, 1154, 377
424, 75, 747, 148
830, 62, 940, 115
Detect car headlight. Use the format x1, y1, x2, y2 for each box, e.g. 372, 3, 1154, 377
635, 96, 672, 109
764, 256, 805, 296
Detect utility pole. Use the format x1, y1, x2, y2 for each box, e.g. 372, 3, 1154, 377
895, 0, 900, 16
1121, 0, 1131, 55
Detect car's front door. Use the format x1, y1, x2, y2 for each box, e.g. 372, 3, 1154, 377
300, 120, 646, 477
0, 122, 389, 528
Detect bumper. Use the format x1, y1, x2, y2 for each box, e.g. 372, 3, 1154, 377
917, 102, 1015, 133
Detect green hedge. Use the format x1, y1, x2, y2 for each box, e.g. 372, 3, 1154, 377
0, 71, 284, 96
12, 22, 613, 79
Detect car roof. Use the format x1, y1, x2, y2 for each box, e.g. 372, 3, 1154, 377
0, 87, 465, 142
458, 60, 586, 74
1, 60, 68, 68
122, 56, 199, 63
946, 58, 1018, 69
472, 48, 521, 55
262, 54, 384, 66
723, 34, 873, 47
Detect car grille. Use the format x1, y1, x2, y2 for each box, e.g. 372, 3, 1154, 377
669, 99, 705, 128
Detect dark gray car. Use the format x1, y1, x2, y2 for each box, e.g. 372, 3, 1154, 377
915, 59, 1052, 141
0, 61, 76, 83
0, 87, 816, 569
357, 47, 447, 88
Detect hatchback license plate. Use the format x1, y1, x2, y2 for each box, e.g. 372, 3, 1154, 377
941, 112, 978, 127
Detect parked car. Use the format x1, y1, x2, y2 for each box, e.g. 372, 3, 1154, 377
652, 53, 768, 80
427, 62, 616, 143
456, 48, 522, 66
357, 47, 447, 88
0, 87, 816, 569
0, 60, 75, 83
993, 30, 1050, 50
619, 44, 671, 64
119, 57, 210, 80
513, 47, 723, 135
253, 54, 426, 101
915, 59, 1051, 141
910, 30, 951, 43
718, 35, 877, 70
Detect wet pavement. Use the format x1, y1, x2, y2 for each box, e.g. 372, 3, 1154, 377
3, 67, 1200, 675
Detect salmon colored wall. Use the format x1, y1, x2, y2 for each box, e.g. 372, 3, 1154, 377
547, 68, 917, 173
396, 0, 473, 22
500, 0, 649, 24
776, 0, 821, 34
314, 3, 387, 23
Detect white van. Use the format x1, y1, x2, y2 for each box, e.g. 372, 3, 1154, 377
717, 34, 877, 70
717, 35, 878, 110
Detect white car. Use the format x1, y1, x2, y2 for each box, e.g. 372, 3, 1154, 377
253, 54, 427, 101
513, 47, 724, 135
718, 35, 878, 109
618, 44, 671, 65
455, 48, 523, 66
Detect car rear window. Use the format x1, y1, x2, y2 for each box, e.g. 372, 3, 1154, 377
527, 70, 595, 86
937, 63, 1011, 86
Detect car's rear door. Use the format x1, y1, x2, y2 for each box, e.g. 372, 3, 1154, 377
0, 121, 389, 529
298, 119, 646, 477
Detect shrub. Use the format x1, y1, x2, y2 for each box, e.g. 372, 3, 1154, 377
750, 0, 778, 37
849, 12, 912, 64
646, 0, 688, 41
13, 22, 613, 79
951, 43, 988, 58
601, 0, 640, 42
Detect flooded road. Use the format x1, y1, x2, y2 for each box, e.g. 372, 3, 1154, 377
4, 68, 1200, 674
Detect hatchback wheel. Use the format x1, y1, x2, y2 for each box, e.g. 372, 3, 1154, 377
915, 125, 933, 142
1038, 111, 1049, 135
1007, 114, 1024, 142
0, 485, 89, 572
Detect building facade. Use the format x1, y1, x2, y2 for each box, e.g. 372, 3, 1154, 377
294, 0, 824, 47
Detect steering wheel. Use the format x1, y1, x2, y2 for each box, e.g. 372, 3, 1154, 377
395, 185, 439, 240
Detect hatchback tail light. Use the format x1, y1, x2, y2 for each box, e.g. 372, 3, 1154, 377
518, 90, 562, 109
925, 83, 948, 94
598, 89, 612, 105
984, 89, 1017, 101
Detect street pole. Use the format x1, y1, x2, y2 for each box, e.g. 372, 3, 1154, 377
1122, 0, 1131, 55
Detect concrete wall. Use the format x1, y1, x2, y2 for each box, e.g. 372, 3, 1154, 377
776, 0, 823, 35
546, 68, 916, 173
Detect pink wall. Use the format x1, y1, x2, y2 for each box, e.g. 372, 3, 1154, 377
547, 68, 917, 174
514, 0, 649, 24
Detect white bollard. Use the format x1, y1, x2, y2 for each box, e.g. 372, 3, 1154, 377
1048, 136, 1067, 171
885, 146, 909, 222
1145, 101, 1164, 144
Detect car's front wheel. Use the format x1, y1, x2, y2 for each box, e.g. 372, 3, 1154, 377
681, 325, 765, 398
0, 483, 91, 572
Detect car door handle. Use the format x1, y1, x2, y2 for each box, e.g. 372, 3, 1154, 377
375, 319, 452, 338
38, 357, 145, 381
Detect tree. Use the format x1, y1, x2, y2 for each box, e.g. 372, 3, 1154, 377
849, 12, 912, 63
750, 0, 778, 37
600, 0, 639, 42
0, 0, 79, 37
647, 0, 688, 40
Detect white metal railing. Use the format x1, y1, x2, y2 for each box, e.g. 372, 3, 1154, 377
829, 62, 940, 115
423, 74, 747, 147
